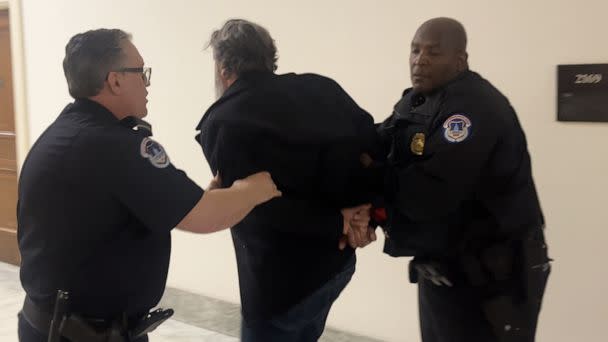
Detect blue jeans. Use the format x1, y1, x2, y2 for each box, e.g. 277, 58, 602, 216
241, 255, 356, 342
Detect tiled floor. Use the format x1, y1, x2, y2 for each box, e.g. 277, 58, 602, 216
0, 262, 236, 342
0, 262, 381, 342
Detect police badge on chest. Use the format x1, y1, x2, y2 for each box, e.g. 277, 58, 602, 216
410, 133, 426, 155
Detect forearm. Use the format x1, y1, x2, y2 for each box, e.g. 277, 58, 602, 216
176, 185, 258, 234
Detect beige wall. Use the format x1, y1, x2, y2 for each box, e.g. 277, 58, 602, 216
18, 0, 608, 341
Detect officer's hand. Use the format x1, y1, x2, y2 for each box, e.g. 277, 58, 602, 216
233, 171, 282, 204
206, 173, 223, 191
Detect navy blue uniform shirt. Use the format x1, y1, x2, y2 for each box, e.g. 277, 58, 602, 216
378, 71, 544, 258
18, 99, 203, 318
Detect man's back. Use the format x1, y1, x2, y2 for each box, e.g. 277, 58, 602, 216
197, 72, 378, 321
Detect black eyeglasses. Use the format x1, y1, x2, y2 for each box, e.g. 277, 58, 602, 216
108, 67, 152, 87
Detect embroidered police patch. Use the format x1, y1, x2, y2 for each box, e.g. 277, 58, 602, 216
140, 137, 170, 168
443, 114, 472, 143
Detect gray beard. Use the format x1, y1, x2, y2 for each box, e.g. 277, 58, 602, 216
215, 72, 225, 100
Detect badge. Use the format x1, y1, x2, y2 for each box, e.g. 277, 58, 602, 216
140, 137, 170, 168
443, 114, 472, 143
410, 133, 425, 155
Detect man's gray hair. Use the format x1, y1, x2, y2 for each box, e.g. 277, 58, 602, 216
208, 19, 277, 76
63, 29, 131, 99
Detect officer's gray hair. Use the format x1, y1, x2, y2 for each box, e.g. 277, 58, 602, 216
208, 19, 278, 76
63, 29, 132, 99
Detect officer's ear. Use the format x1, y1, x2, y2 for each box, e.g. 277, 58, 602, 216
457, 52, 469, 72
106, 71, 124, 95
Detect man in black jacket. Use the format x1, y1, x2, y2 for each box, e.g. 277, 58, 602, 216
195, 19, 379, 342
373, 17, 551, 342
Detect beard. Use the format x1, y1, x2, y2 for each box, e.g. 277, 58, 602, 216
214, 68, 226, 100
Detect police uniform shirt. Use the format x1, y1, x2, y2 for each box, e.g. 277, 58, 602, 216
379, 70, 543, 257
18, 99, 203, 318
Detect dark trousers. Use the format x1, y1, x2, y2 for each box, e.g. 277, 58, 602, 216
419, 279, 498, 342
241, 255, 356, 342
418, 231, 551, 342
18, 312, 149, 342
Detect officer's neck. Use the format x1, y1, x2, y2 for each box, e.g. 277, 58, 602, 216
420, 69, 469, 96
442, 69, 469, 88
87, 95, 130, 120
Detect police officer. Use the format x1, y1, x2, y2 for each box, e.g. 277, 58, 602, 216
17, 29, 281, 342
374, 18, 551, 342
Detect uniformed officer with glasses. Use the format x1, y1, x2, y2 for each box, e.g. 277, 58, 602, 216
17, 28, 281, 342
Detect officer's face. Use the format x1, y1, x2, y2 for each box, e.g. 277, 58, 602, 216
409, 30, 463, 94
118, 41, 149, 118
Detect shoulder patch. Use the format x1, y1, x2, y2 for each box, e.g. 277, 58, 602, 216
443, 114, 472, 143
140, 137, 170, 168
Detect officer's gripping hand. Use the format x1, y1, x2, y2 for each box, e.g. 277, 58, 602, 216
233, 171, 282, 205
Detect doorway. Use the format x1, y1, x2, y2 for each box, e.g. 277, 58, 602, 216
0, 8, 20, 266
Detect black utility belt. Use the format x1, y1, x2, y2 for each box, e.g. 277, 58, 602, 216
21, 294, 173, 342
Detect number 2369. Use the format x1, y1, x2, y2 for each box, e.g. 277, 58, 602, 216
574, 74, 603, 84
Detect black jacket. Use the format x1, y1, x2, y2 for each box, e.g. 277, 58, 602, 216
378, 70, 544, 258
195, 71, 379, 321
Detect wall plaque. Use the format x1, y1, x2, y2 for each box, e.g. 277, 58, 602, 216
557, 64, 608, 122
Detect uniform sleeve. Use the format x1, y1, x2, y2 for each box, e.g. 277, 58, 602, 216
214, 124, 343, 240
394, 107, 502, 221
110, 132, 204, 233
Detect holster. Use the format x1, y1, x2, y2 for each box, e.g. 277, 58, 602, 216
460, 227, 551, 341
129, 308, 174, 340
21, 291, 174, 342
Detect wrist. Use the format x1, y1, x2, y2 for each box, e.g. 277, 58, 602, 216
232, 179, 261, 205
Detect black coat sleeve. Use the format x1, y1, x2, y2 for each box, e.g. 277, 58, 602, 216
214, 124, 343, 240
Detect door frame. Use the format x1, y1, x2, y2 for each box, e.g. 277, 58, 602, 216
0, 0, 30, 171
0, 0, 28, 265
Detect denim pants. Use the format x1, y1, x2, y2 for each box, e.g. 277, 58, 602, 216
241, 255, 356, 342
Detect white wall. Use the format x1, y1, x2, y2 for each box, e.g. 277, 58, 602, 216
18, 0, 608, 341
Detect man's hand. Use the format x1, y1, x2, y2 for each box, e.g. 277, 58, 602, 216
360, 153, 374, 168
338, 227, 377, 250
339, 204, 375, 250
233, 171, 282, 205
